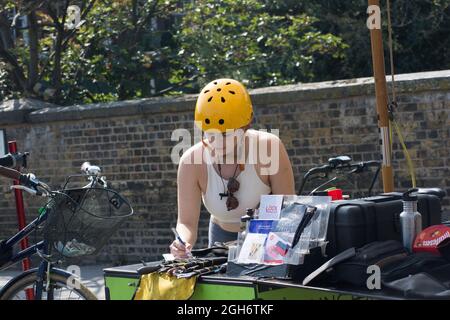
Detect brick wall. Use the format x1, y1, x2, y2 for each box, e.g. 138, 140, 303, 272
0, 70, 449, 265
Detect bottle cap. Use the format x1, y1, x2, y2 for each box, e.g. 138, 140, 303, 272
403, 188, 418, 201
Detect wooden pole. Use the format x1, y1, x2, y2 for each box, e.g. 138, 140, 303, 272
368, 0, 394, 192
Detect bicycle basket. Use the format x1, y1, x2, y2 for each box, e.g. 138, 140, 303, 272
42, 187, 133, 259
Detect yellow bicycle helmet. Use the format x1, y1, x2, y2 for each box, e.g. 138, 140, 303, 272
194, 78, 253, 133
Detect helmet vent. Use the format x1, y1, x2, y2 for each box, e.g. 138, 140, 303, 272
213, 81, 217, 85
208, 97, 213, 102
205, 118, 210, 124
219, 119, 224, 125
226, 82, 231, 85
217, 88, 221, 92
221, 97, 225, 102
228, 90, 235, 95
204, 90, 210, 94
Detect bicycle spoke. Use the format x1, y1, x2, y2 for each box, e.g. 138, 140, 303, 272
3, 273, 92, 300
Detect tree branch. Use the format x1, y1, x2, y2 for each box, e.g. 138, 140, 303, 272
60, 0, 97, 49
38, 0, 97, 82
0, 12, 29, 94
0, 46, 29, 93
45, 2, 64, 30
0, 12, 14, 49
27, 11, 39, 88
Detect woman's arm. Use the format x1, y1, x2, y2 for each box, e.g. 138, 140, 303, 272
170, 147, 202, 257
266, 134, 296, 195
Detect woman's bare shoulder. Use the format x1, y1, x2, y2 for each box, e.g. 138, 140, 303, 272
248, 129, 283, 149
248, 128, 279, 139
179, 141, 205, 167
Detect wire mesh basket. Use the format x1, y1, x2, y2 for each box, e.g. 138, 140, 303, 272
42, 187, 133, 259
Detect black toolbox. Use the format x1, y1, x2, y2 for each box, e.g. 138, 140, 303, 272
326, 189, 445, 256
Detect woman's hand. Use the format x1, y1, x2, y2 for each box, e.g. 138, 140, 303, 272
170, 239, 193, 259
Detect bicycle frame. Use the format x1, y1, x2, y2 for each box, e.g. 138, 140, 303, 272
1, 210, 47, 272
0, 206, 52, 299
0, 168, 129, 300
1, 172, 107, 272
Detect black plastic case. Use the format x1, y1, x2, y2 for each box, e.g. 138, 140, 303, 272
326, 191, 443, 256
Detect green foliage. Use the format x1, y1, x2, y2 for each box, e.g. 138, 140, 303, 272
57, 0, 179, 103
0, 0, 449, 104
59, 0, 178, 102
298, 0, 450, 80
0, 0, 180, 104
170, 0, 346, 89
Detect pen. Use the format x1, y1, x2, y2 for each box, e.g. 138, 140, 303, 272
171, 227, 186, 246
171, 228, 193, 258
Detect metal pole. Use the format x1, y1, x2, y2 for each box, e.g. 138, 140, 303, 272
8, 141, 34, 300
368, 0, 394, 192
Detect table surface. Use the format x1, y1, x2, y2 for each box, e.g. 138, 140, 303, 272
103, 262, 403, 300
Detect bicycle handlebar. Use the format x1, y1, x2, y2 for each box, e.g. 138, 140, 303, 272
10, 185, 46, 197
363, 160, 382, 167
2, 159, 104, 197
0, 152, 29, 169
306, 164, 333, 176
298, 159, 382, 195
0, 166, 21, 180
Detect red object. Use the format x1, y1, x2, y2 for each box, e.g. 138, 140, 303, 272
327, 188, 343, 201
413, 225, 450, 255
8, 141, 34, 300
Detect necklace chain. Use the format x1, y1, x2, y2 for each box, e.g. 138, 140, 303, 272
218, 163, 239, 198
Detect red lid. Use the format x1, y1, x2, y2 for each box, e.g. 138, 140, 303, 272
327, 188, 343, 201
413, 225, 450, 255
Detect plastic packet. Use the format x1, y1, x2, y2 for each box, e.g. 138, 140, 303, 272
281, 196, 332, 264
283, 196, 331, 245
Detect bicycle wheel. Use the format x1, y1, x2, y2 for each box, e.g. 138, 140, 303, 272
0, 270, 97, 300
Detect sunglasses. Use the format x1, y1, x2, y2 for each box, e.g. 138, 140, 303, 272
219, 176, 240, 211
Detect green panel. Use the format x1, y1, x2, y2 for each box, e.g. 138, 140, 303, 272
105, 274, 372, 301
190, 283, 256, 300
257, 287, 368, 300
105, 276, 139, 300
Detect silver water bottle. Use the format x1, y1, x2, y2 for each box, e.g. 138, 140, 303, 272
400, 188, 422, 252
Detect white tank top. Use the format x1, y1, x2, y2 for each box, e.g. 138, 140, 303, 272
201, 141, 272, 224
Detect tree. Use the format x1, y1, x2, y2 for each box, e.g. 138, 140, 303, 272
2, 0, 447, 105
0, 0, 179, 104
298, 0, 450, 80
59, 0, 179, 103
0, 0, 97, 102
169, 0, 347, 91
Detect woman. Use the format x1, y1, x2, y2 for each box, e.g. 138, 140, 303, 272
170, 78, 295, 258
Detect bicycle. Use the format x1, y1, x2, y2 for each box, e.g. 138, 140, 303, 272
0, 162, 133, 300
297, 155, 382, 197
